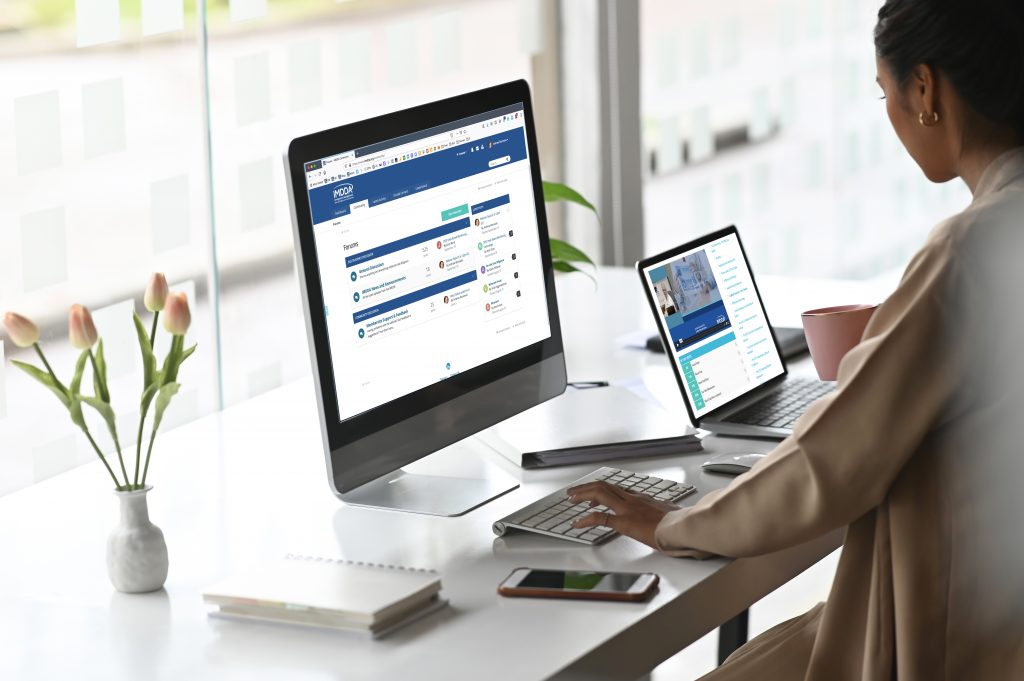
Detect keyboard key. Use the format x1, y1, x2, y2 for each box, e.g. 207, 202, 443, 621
551, 521, 574, 534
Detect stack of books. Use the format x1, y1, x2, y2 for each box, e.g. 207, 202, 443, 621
203, 554, 445, 638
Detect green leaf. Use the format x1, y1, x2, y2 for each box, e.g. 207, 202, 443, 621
552, 259, 597, 285
80, 394, 118, 445
92, 339, 110, 403
180, 343, 197, 365
150, 382, 180, 440
133, 311, 156, 389
69, 395, 86, 430
162, 335, 184, 384
11, 360, 71, 409
69, 349, 89, 395
140, 380, 160, 414
549, 238, 595, 267
542, 181, 598, 215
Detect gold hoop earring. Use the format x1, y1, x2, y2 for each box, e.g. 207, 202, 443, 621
918, 111, 940, 127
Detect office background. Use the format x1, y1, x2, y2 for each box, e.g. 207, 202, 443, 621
0, 0, 968, 502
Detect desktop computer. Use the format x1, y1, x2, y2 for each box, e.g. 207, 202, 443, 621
284, 80, 567, 517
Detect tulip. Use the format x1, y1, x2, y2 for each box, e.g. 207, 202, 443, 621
163, 292, 191, 336
3, 312, 40, 348
144, 273, 169, 312
68, 305, 99, 350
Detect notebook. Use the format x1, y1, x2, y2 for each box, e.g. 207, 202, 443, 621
203, 554, 445, 637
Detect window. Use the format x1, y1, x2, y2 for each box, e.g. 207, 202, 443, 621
640, 0, 971, 278
0, 0, 560, 496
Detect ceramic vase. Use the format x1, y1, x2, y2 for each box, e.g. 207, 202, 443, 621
106, 486, 168, 593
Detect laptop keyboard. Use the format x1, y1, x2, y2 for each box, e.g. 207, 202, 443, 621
726, 377, 834, 429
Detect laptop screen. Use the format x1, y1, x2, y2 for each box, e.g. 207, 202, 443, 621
640, 230, 784, 419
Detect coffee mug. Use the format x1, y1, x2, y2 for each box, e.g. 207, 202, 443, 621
801, 304, 878, 381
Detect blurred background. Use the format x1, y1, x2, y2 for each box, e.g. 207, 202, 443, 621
0, 2, 975, 677
0, 0, 969, 513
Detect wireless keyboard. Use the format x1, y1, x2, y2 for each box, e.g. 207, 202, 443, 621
492, 467, 697, 545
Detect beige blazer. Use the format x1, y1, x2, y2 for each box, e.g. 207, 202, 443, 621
656, 149, 1024, 680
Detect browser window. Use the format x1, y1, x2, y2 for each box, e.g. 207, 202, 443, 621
642, 232, 784, 417
303, 104, 551, 421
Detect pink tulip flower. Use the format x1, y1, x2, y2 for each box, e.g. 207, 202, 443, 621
68, 305, 99, 350
144, 273, 169, 312
3, 312, 40, 348
163, 292, 191, 336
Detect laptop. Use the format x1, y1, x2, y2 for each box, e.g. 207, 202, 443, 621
636, 225, 833, 439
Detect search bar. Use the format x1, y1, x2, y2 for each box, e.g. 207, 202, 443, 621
488, 155, 511, 168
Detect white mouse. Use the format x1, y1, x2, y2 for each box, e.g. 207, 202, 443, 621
701, 452, 766, 475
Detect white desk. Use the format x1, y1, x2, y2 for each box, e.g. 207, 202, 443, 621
0, 268, 893, 681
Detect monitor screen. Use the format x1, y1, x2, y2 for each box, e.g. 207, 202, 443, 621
641, 231, 784, 418
302, 104, 552, 422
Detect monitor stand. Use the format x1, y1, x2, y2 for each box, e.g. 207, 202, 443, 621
338, 437, 518, 517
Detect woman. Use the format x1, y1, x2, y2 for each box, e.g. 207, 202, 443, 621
570, 1, 1024, 679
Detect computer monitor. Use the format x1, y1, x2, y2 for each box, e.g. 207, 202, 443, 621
284, 80, 566, 516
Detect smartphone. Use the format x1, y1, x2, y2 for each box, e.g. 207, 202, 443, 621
497, 568, 659, 602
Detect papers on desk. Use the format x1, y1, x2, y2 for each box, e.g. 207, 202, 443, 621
203, 554, 445, 637
479, 385, 704, 469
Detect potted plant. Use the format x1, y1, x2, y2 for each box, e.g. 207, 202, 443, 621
3, 273, 196, 593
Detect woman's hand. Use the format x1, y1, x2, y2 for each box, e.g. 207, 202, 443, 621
567, 481, 681, 549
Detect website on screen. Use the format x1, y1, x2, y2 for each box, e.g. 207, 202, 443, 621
305, 105, 551, 421
644, 233, 783, 417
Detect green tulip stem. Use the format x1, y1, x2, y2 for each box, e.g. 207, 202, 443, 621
141, 422, 158, 488
82, 426, 125, 491
109, 427, 131, 492
149, 311, 159, 348
89, 347, 128, 485
33, 343, 68, 398
133, 407, 149, 488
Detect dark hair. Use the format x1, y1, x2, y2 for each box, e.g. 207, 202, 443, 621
875, 0, 1024, 140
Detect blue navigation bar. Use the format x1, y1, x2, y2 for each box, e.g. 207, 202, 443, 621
308, 127, 529, 225
471, 194, 510, 214
345, 217, 470, 268
678, 331, 737, 364
352, 270, 479, 324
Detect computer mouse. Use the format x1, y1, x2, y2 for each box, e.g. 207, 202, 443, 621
701, 452, 766, 475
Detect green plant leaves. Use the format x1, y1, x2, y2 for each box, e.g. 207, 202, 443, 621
140, 378, 160, 414
92, 339, 110, 403
80, 395, 118, 447
550, 238, 595, 267
70, 349, 89, 395
161, 334, 184, 384
133, 311, 156, 389
150, 382, 180, 437
542, 181, 598, 215
541, 182, 599, 285
11, 359, 71, 409
550, 238, 596, 285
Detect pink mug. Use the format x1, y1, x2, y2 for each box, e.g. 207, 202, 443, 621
800, 304, 878, 381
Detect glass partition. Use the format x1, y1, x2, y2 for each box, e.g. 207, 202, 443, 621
0, 0, 560, 496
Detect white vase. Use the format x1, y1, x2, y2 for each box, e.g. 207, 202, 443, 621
106, 486, 168, 593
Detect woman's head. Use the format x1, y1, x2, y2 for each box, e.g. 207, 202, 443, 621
874, 0, 1024, 183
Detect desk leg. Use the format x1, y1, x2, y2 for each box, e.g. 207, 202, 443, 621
717, 609, 749, 666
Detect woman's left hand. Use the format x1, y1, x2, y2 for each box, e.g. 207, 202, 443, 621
567, 481, 681, 549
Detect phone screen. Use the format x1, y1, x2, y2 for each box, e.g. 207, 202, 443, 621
517, 570, 641, 592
